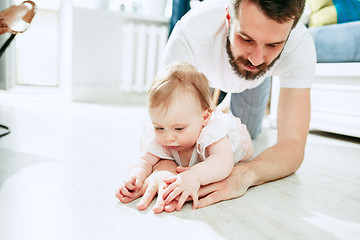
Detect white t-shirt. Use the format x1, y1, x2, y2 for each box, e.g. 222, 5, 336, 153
141, 110, 253, 167
162, 0, 317, 93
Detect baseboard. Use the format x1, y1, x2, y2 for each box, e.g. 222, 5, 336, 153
315, 63, 360, 77
310, 111, 360, 138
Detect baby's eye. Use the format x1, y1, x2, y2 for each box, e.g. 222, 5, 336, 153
154, 127, 164, 131
175, 127, 184, 131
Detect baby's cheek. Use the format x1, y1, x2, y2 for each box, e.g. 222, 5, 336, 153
154, 133, 164, 144
183, 132, 199, 146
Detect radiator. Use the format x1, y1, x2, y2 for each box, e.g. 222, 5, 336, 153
120, 22, 169, 93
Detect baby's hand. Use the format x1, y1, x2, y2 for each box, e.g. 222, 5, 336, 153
125, 175, 143, 191
117, 176, 144, 201
162, 171, 201, 211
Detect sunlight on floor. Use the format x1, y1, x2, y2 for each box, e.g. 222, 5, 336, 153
304, 212, 360, 239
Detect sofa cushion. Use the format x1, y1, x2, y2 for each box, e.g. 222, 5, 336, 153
307, 0, 360, 27
309, 21, 360, 62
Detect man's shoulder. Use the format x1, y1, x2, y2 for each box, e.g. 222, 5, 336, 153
283, 23, 313, 55
273, 23, 316, 87
181, 0, 228, 22
176, 0, 227, 43
275, 22, 316, 72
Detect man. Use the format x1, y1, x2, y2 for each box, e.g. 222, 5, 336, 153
116, 0, 316, 213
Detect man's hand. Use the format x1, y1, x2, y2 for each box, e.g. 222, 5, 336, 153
116, 160, 255, 213
116, 160, 179, 214
176, 163, 255, 209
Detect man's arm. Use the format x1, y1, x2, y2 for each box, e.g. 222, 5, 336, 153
196, 87, 310, 208
246, 87, 310, 185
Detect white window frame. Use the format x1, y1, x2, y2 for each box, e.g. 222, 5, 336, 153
0, 0, 73, 101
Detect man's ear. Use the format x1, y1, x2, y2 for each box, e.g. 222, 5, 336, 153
225, 7, 231, 28
202, 109, 212, 127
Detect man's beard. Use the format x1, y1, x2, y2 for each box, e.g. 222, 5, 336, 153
226, 37, 281, 80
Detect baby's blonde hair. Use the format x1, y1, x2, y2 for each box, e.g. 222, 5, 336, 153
148, 62, 212, 112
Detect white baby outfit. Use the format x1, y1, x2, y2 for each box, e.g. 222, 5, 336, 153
142, 110, 253, 167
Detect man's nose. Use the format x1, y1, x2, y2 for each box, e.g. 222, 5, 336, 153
248, 45, 265, 67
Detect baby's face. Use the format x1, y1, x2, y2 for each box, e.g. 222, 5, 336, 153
148, 91, 206, 152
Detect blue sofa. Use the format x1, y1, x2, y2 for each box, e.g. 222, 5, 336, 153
309, 21, 360, 63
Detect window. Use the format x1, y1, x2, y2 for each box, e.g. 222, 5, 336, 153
14, 0, 60, 87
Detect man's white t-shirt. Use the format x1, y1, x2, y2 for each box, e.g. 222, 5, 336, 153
162, 0, 317, 93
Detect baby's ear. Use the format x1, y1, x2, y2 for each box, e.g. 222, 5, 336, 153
202, 109, 212, 127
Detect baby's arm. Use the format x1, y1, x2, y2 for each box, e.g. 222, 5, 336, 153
163, 136, 234, 210
121, 151, 160, 196
189, 136, 234, 184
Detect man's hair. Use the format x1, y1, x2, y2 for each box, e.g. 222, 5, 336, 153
229, 0, 305, 28
148, 62, 212, 111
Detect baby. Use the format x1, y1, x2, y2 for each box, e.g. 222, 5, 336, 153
116, 62, 253, 211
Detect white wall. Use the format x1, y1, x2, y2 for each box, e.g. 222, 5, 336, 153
71, 8, 169, 103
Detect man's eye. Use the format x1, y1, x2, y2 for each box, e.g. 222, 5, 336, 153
239, 36, 251, 42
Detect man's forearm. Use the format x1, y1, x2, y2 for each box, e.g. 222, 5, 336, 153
239, 139, 305, 187
152, 159, 178, 176
244, 87, 310, 186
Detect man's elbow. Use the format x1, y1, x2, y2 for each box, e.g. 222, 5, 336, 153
277, 138, 306, 174
290, 140, 306, 172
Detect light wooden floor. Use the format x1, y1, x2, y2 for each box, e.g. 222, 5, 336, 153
0, 99, 359, 240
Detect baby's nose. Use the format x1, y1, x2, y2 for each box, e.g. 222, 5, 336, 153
165, 132, 176, 142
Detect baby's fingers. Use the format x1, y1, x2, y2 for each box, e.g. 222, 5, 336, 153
124, 178, 137, 191
176, 192, 198, 211
134, 177, 143, 190
176, 192, 190, 211
162, 182, 178, 200
120, 186, 134, 198
191, 193, 200, 209
164, 187, 182, 204
115, 188, 133, 203
163, 176, 177, 185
